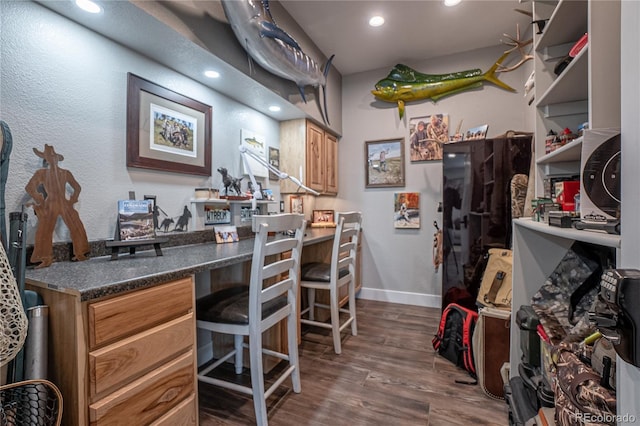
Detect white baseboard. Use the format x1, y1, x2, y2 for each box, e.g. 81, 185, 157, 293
357, 287, 441, 308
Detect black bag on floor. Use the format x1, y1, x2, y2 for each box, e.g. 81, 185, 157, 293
504, 376, 539, 426
432, 303, 478, 381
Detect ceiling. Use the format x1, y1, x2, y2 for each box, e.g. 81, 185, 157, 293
34, 0, 533, 123
279, 0, 533, 76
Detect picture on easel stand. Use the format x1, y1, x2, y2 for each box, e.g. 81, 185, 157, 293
117, 199, 155, 241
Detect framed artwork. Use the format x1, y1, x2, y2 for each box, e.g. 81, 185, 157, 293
464, 124, 489, 140
214, 225, 239, 243
240, 129, 267, 177
409, 114, 448, 162
268, 147, 280, 181
394, 192, 420, 229
126, 73, 212, 176
290, 195, 303, 214
365, 138, 405, 188
312, 209, 335, 224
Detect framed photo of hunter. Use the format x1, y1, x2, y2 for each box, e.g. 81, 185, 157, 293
126, 73, 212, 176
409, 114, 448, 162
365, 138, 405, 188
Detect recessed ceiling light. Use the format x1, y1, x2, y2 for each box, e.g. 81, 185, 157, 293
444, 0, 462, 7
75, 0, 102, 14
369, 16, 384, 27
204, 70, 220, 78
268, 105, 281, 112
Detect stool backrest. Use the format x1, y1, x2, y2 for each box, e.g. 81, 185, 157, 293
331, 211, 362, 286
249, 214, 306, 325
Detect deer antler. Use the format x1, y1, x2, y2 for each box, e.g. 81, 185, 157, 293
498, 23, 533, 73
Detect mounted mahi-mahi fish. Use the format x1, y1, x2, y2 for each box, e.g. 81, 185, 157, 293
221, 0, 334, 124
372, 52, 515, 120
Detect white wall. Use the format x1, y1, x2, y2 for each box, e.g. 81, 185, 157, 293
331, 45, 531, 307
619, 0, 640, 419
1, 1, 281, 243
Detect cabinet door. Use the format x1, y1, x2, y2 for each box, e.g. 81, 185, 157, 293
325, 132, 338, 195
305, 121, 325, 192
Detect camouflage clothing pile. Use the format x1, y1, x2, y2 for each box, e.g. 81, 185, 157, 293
531, 243, 608, 345
554, 347, 616, 426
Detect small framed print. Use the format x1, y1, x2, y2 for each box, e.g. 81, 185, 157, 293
290, 195, 303, 214
312, 210, 335, 224
394, 192, 420, 229
365, 138, 405, 188
214, 225, 239, 243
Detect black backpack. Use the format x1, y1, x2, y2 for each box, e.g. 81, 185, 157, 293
432, 303, 478, 381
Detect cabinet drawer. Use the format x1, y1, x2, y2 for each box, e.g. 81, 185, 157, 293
89, 350, 195, 425
89, 277, 193, 349
89, 313, 194, 397
150, 393, 197, 426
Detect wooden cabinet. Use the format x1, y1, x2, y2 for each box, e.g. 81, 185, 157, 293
26, 277, 198, 426
280, 119, 339, 195
532, 0, 620, 196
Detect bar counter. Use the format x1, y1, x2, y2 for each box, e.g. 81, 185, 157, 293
25, 227, 336, 301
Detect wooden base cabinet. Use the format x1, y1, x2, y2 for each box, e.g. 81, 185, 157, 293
26, 277, 198, 426
280, 119, 338, 195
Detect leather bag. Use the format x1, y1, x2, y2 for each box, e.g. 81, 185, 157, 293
476, 248, 513, 310
472, 307, 511, 399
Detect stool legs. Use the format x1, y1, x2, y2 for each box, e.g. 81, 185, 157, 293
307, 288, 316, 321
330, 288, 342, 354
234, 334, 243, 374
249, 331, 267, 425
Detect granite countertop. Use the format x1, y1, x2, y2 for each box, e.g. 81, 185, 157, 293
25, 227, 335, 301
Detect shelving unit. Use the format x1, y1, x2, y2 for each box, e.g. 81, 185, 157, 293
509, 217, 621, 372
188, 198, 276, 231
512, 0, 626, 419
532, 0, 620, 197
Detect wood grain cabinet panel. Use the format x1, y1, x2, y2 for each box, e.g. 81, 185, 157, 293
150, 394, 197, 426
89, 313, 194, 396
280, 119, 339, 196
89, 351, 195, 425
88, 277, 193, 349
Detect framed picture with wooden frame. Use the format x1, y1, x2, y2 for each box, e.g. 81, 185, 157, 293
126, 73, 212, 176
365, 138, 405, 188
290, 195, 303, 214
312, 209, 335, 224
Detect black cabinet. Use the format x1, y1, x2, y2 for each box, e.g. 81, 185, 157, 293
441, 135, 532, 309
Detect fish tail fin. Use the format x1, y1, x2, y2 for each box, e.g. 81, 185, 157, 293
398, 100, 405, 120
483, 52, 516, 92
298, 86, 307, 103
319, 54, 335, 125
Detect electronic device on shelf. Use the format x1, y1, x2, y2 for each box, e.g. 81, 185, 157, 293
590, 269, 640, 368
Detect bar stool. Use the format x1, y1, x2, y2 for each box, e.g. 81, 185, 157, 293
196, 214, 306, 426
300, 211, 362, 354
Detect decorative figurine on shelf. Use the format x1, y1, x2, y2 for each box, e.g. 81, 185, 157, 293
173, 205, 191, 231
24, 144, 90, 268
217, 167, 244, 197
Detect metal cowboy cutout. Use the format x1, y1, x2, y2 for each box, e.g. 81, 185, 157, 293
25, 144, 89, 268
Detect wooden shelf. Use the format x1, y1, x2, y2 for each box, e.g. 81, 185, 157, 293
535, 0, 588, 51
536, 136, 583, 164
514, 217, 621, 249
536, 46, 588, 107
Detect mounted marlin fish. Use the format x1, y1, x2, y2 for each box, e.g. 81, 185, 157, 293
221, 0, 334, 124
372, 52, 515, 119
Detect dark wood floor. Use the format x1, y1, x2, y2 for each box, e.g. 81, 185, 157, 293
198, 299, 509, 425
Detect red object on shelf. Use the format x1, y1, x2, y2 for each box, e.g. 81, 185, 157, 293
554, 181, 580, 208
569, 33, 588, 57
